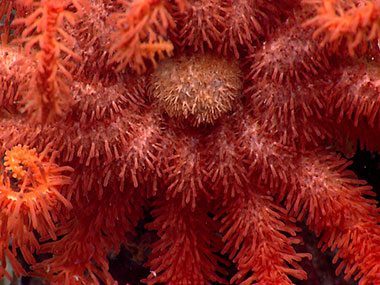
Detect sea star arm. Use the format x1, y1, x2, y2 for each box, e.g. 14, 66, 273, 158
285, 151, 380, 282
144, 197, 226, 284
215, 192, 311, 285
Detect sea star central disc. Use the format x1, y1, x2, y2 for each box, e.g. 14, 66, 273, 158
149, 52, 242, 126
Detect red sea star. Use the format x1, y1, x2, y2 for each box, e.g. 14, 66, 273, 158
1, 0, 380, 284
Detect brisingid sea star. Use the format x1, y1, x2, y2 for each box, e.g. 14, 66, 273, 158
1, 0, 380, 284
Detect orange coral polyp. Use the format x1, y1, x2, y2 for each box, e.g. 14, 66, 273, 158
4, 145, 41, 182
0, 145, 74, 279
0, 145, 73, 236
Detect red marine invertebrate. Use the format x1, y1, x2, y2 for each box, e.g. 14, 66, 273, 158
1, 0, 380, 284
303, 0, 380, 56
0, 144, 72, 279
11, 0, 89, 123
110, 0, 175, 73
